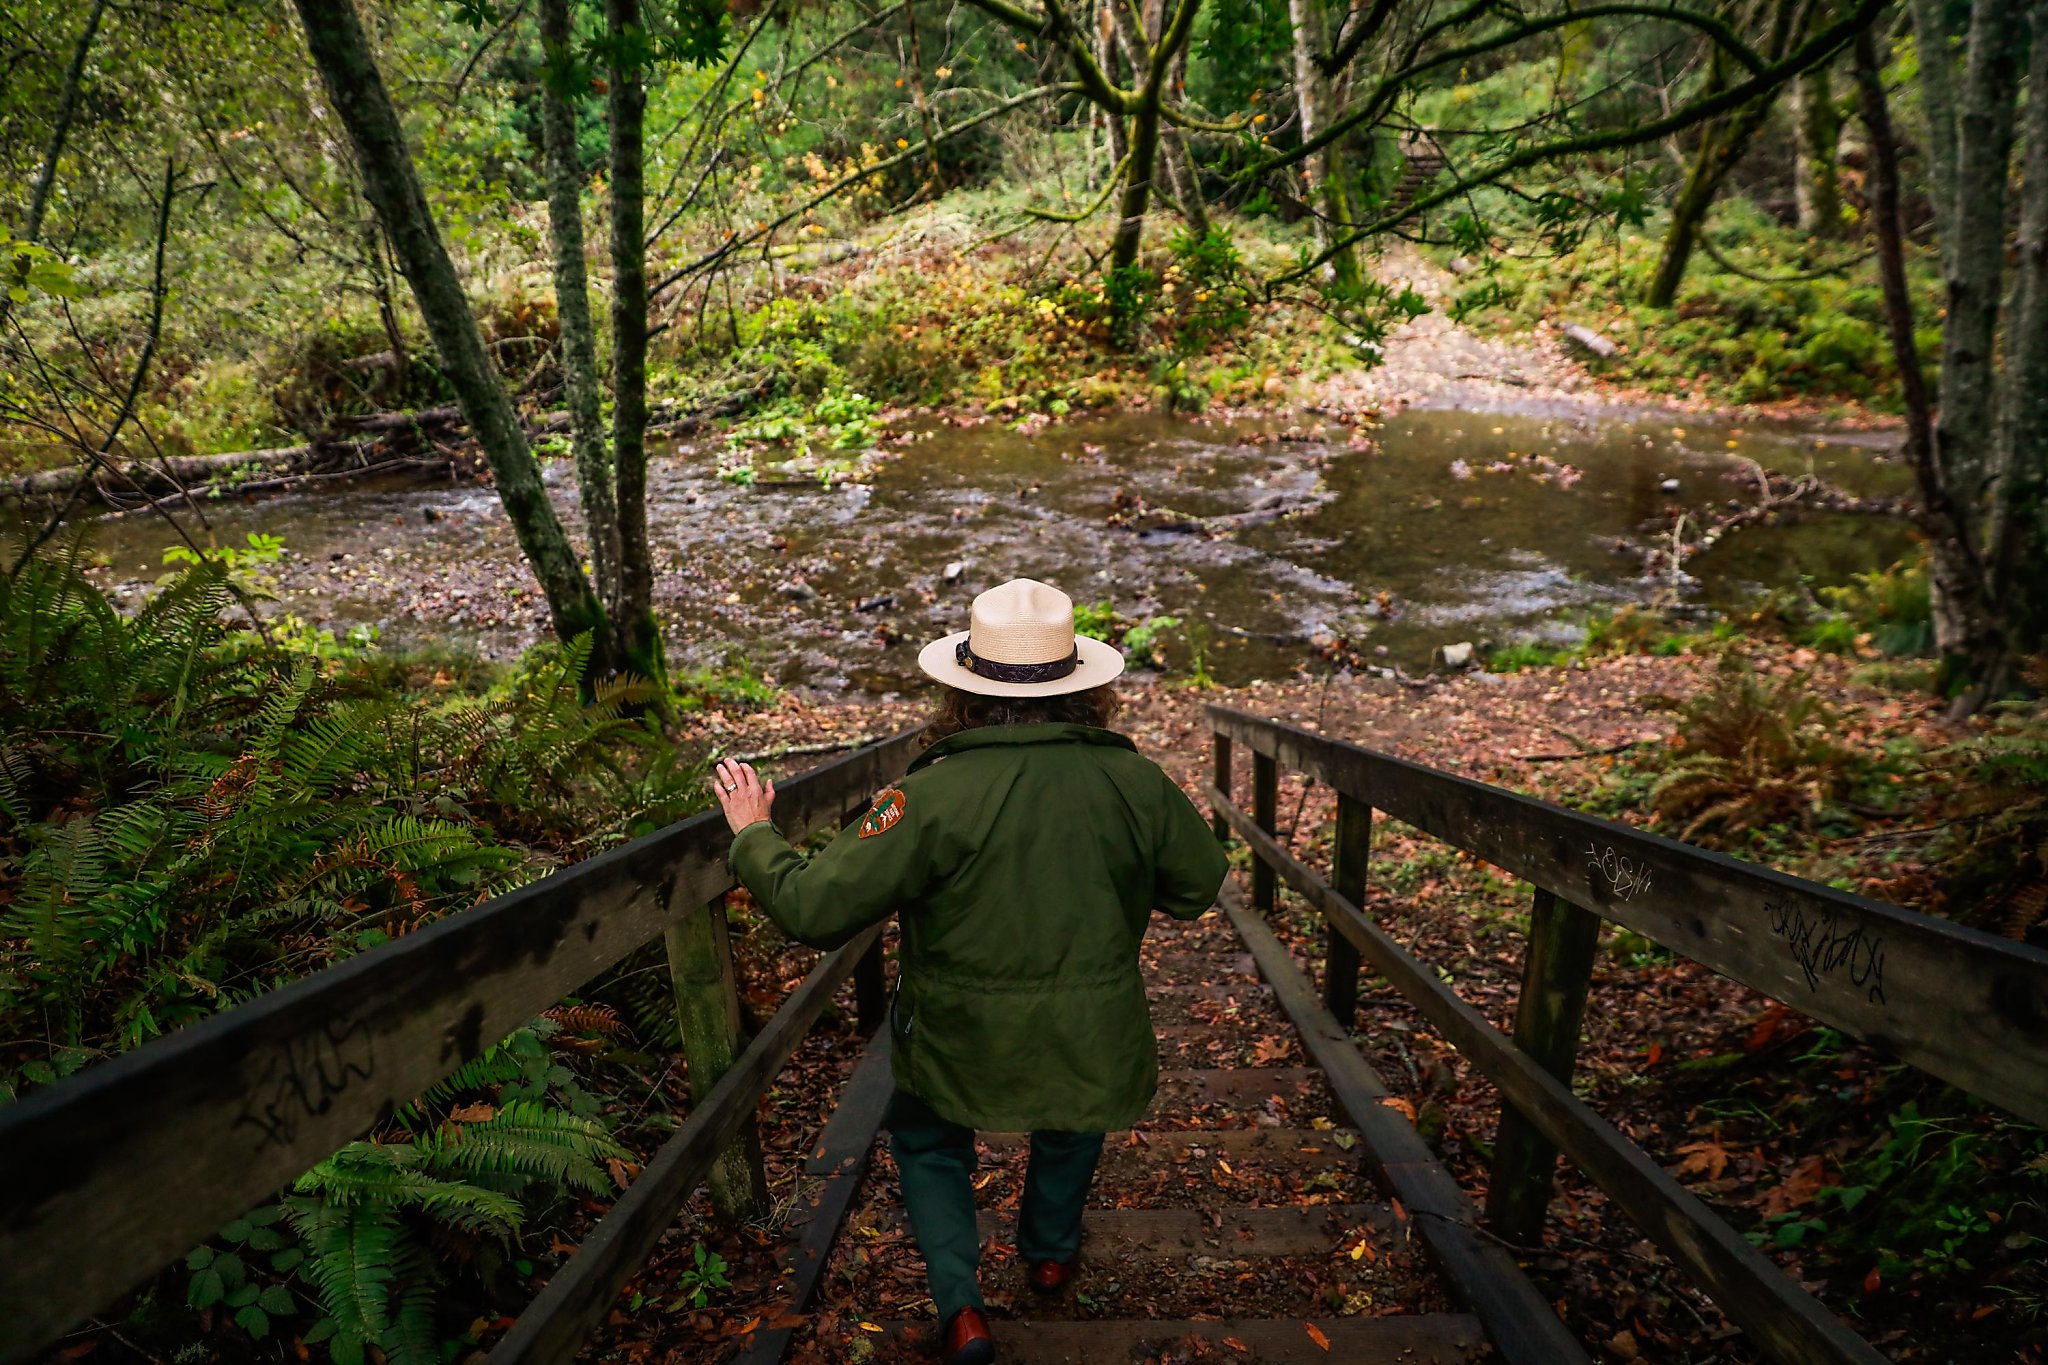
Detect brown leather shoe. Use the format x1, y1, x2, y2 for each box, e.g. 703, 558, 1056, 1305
1027, 1258, 1077, 1294
942, 1306, 996, 1365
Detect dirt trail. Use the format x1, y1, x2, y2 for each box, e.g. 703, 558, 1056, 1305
1307, 243, 1596, 417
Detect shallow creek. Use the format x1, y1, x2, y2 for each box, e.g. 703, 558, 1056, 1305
66, 398, 1914, 692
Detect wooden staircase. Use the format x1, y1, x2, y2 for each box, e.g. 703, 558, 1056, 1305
770, 880, 1574, 1363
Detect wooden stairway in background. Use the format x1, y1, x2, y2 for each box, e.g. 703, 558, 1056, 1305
753, 877, 1581, 1364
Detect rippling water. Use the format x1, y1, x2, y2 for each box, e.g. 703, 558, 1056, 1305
49, 396, 1914, 692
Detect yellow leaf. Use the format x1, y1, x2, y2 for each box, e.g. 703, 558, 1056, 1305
858, 1321, 884, 1333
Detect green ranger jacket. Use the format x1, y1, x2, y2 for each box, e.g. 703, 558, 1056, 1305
730, 723, 1228, 1133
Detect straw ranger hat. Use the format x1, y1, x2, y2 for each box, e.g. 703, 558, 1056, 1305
918, 578, 1125, 698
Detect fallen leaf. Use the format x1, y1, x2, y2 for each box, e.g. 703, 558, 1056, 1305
1673, 1137, 1730, 1181
1758, 1154, 1826, 1217
1304, 1322, 1331, 1351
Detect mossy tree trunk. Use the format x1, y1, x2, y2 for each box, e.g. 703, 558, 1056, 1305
1645, 96, 1775, 307
1648, 0, 1813, 307
1160, 45, 1209, 237
1793, 61, 1844, 236
1986, 0, 2048, 665
1105, 0, 1201, 275
1867, 15, 2023, 712
605, 0, 667, 690
539, 0, 624, 675
292, 0, 605, 648
1287, 0, 1360, 292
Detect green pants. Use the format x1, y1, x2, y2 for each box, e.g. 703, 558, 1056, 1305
886, 1090, 1105, 1322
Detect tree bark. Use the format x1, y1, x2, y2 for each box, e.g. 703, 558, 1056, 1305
605, 0, 666, 688
20, 0, 107, 247
1853, 25, 2011, 703
1287, 0, 1361, 291
1934, 0, 2025, 543
539, 0, 623, 672
1098, 3, 1129, 182
1160, 43, 1208, 236
292, 0, 605, 646
1989, 0, 2048, 652
1647, 97, 1775, 306
1793, 60, 1844, 235
903, 0, 945, 194
1108, 87, 1162, 273
1908, 0, 1962, 254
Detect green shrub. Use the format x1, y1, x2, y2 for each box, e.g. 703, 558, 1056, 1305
0, 551, 704, 1093
1930, 676, 2048, 943
1818, 557, 1934, 658
1641, 652, 1867, 845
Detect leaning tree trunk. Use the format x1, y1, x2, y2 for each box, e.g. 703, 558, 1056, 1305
1287, 0, 1361, 292
19, 0, 106, 248
5, 0, 108, 324
605, 0, 666, 688
1646, 96, 1775, 306
1793, 61, 1844, 236
539, 0, 623, 674
1853, 25, 2011, 705
291, 0, 605, 646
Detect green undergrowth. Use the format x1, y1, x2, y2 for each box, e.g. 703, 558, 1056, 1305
0, 549, 715, 1094
1437, 198, 1940, 410
659, 209, 1345, 446
0, 546, 752, 1360
1488, 559, 1937, 678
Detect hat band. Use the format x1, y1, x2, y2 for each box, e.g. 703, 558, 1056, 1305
956, 638, 1079, 685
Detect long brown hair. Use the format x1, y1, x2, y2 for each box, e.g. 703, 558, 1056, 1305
921, 684, 1123, 746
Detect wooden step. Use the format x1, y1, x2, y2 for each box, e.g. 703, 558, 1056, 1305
871, 1202, 1399, 1259
1144, 949, 1258, 984
981, 1126, 1361, 1163
1157, 1066, 1320, 1101
876, 1312, 1489, 1363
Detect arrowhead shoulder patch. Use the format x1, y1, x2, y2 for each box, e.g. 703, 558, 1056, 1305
858, 787, 907, 839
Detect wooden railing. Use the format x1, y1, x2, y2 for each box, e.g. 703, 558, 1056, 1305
0, 731, 920, 1365
1206, 704, 2048, 1365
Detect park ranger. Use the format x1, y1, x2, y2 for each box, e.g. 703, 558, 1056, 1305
713, 577, 1228, 1365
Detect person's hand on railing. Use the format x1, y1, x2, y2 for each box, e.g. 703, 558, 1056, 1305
713, 758, 777, 834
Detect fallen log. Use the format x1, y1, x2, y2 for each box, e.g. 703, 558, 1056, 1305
4, 440, 387, 504
5, 387, 761, 509
1561, 323, 1619, 361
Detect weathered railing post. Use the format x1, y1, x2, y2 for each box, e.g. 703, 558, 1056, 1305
665, 893, 770, 1218
1485, 885, 1601, 1245
847, 806, 888, 1032
1326, 792, 1369, 1027
1251, 750, 1277, 914
1211, 732, 1233, 842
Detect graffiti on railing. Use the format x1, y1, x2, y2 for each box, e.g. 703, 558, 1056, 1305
231, 1017, 376, 1150
1767, 899, 1887, 1005
1585, 843, 1654, 901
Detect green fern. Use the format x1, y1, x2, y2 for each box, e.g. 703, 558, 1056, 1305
5, 547, 708, 1359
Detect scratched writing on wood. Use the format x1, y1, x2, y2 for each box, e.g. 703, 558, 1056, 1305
231, 1017, 375, 1150
1585, 843, 1653, 901
1768, 899, 1887, 1004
